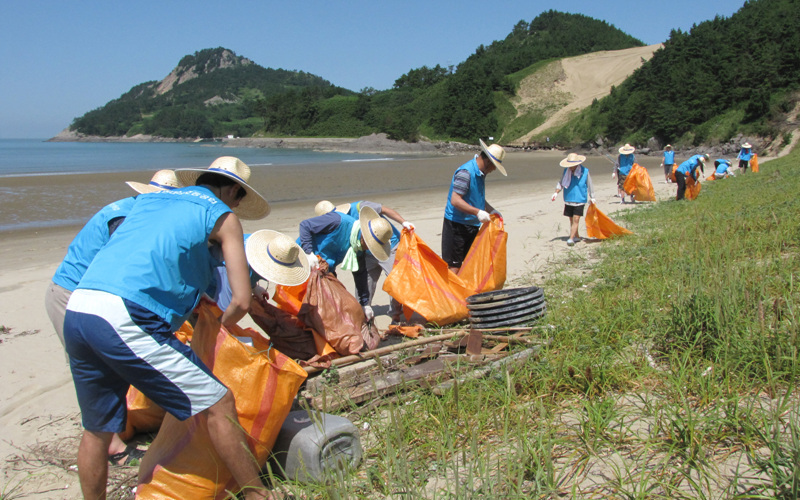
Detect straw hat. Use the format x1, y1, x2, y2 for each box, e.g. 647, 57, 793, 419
559, 153, 586, 168
479, 139, 507, 176
742, 142, 752, 148
314, 200, 351, 216
359, 206, 392, 262
619, 144, 635, 154
126, 169, 182, 194
700, 154, 709, 162
665, 144, 672, 149
245, 230, 310, 286
176, 156, 270, 220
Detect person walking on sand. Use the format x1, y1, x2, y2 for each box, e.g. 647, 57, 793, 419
443, 139, 506, 273
613, 143, 635, 203
737, 142, 753, 173
551, 153, 596, 246
62, 156, 272, 500
661, 144, 676, 183
675, 154, 708, 200
44, 169, 182, 465
298, 205, 394, 322
314, 200, 414, 323
714, 158, 736, 179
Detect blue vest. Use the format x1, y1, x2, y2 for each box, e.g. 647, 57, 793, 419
715, 160, 731, 175
444, 158, 485, 227
346, 201, 401, 250
562, 167, 589, 204
663, 151, 675, 164
306, 212, 358, 270
677, 157, 702, 179
618, 154, 635, 175
738, 148, 752, 161
52, 197, 137, 291
78, 186, 230, 330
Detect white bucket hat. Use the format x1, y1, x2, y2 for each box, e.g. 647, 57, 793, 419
126, 169, 182, 194
479, 139, 507, 176
359, 206, 392, 262
559, 153, 586, 168
176, 156, 270, 220
245, 230, 310, 286
742, 142, 752, 148
619, 144, 635, 154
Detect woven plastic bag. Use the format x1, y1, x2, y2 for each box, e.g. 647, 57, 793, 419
136, 300, 307, 499
686, 175, 701, 200
751, 154, 759, 173
623, 163, 656, 201
383, 229, 472, 326
272, 281, 307, 316
585, 203, 633, 240
458, 214, 507, 293
249, 296, 318, 361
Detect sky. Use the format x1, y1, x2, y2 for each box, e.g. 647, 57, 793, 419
0, 0, 747, 139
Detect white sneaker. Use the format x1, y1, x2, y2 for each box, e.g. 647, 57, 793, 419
567, 239, 575, 247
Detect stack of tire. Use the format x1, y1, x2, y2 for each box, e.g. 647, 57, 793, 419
466, 286, 546, 329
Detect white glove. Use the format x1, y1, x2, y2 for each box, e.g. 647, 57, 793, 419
402, 221, 415, 231
551, 192, 558, 202
591, 198, 596, 205
362, 305, 374, 321
306, 252, 319, 269
477, 210, 491, 223
490, 209, 502, 218
612, 172, 617, 178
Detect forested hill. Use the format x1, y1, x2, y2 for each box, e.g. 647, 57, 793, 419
69, 48, 345, 138
547, 0, 800, 150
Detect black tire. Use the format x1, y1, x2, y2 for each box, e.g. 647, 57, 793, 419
466, 286, 541, 305
470, 301, 547, 325
467, 289, 545, 312
468, 295, 546, 318
469, 307, 547, 329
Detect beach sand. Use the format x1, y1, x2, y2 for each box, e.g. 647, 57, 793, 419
0, 150, 678, 497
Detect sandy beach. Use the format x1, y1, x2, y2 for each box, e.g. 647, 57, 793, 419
0, 150, 678, 497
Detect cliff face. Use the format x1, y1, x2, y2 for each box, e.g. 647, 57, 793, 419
155, 48, 253, 95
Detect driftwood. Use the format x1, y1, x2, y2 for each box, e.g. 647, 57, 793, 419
432, 347, 542, 396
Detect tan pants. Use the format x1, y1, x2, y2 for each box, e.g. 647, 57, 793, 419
44, 281, 72, 361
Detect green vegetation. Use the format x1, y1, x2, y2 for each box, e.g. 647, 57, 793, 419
267, 151, 800, 498
546, 0, 800, 147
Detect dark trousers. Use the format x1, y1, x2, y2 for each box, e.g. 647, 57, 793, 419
675, 171, 687, 201
738, 159, 749, 172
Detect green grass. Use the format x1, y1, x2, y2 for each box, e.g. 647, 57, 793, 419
266, 150, 800, 498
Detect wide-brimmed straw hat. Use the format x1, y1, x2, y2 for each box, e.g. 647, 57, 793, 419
619, 143, 635, 154
559, 153, 586, 168
176, 156, 269, 220
665, 144, 673, 149
245, 230, 310, 286
479, 139, 507, 176
126, 169, 182, 194
700, 154, 709, 162
359, 206, 392, 262
314, 200, 351, 216
742, 142, 752, 148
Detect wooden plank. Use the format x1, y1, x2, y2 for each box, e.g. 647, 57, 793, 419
466, 329, 483, 355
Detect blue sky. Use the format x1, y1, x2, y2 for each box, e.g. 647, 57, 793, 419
0, 0, 746, 138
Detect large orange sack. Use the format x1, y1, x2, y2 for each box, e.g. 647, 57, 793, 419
136, 301, 307, 499
383, 229, 472, 326
686, 175, 701, 200
750, 154, 759, 173
585, 203, 633, 240
458, 214, 507, 293
623, 163, 656, 201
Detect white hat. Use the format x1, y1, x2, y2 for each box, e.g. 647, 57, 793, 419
559, 153, 586, 168
665, 144, 672, 149
479, 139, 507, 176
176, 156, 270, 220
742, 142, 752, 148
359, 206, 392, 262
126, 169, 182, 194
314, 200, 352, 216
619, 144, 635, 154
245, 230, 310, 286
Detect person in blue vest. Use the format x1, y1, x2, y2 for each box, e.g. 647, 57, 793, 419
613, 143, 635, 203
737, 142, 753, 173
551, 153, 596, 246
44, 169, 182, 464
443, 139, 507, 273
714, 158, 736, 179
314, 200, 414, 322
298, 206, 393, 322
675, 154, 708, 200
62, 157, 271, 499
661, 144, 676, 183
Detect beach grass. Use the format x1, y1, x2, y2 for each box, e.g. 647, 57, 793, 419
269, 149, 800, 498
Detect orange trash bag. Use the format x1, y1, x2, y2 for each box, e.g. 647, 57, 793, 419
136, 301, 308, 499
458, 214, 507, 293
585, 203, 633, 240
670, 164, 678, 183
383, 229, 472, 326
272, 281, 307, 316
623, 163, 656, 201
686, 175, 701, 200
750, 154, 759, 173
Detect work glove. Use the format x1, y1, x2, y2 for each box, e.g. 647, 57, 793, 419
490, 209, 502, 219
402, 221, 415, 231
612, 172, 617, 178
362, 305, 375, 322
551, 192, 558, 202
591, 198, 596, 205
306, 252, 319, 270
477, 210, 491, 223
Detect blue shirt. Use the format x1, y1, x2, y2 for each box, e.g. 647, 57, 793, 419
52, 197, 137, 291
298, 211, 358, 270
677, 156, 704, 180
78, 186, 231, 330
618, 154, 635, 176
738, 148, 752, 161
715, 159, 732, 175
342, 201, 401, 251
663, 151, 675, 165
444, 157, 485, 227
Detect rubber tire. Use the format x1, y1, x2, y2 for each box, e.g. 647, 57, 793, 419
468, 295, 546, 318
466, 286, 540, 305
469, 306, 547, 329
469, 301, 547, 325
467, 289, 545, 312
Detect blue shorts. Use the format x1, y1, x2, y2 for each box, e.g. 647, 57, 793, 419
64, 289, 227, 433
